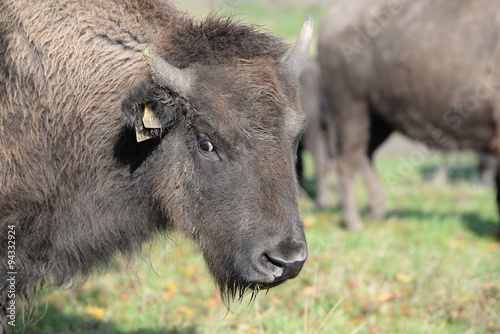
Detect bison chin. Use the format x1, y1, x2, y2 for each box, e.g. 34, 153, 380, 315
214, 266, 305, 304
197, 227, 307, 303
212, 265, 305, 304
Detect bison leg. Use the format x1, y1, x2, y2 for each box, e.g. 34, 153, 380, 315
300, 109, 331, 208
363, 111, 393, 219
360, 157, 386, 220
337, 153, 385, 229
333, 100, 392, 229
332, 100, 372, 230
312, 131, 330, 209
336, 155, 363, 230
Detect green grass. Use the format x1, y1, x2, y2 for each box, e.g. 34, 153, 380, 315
13, 151, 500, 334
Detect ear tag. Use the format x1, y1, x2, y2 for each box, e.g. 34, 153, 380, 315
142, 105, 162, 129
135, 124, 152, 142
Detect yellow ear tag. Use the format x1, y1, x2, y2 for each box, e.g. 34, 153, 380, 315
142, 105, 162, 129
135, 124, 152, 142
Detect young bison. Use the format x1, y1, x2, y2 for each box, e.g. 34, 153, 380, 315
0, 0, 313, 331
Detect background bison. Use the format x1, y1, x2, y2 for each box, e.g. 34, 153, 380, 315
318, 0, 500, 230
298, 58, 332, 209
0, 0, 312, 331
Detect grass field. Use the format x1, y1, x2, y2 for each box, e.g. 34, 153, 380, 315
15, 149, 500, 334
11, 2, 500, 333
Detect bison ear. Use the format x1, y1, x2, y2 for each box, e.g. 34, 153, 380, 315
121, 82, 179, 143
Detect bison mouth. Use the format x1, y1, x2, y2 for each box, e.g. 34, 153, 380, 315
248, 274, 301, 290
217, 260, 305, 303
211, 239, 307, 303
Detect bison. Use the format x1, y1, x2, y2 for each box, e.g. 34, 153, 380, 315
318, 0, 500, 230
298, 58, 332, 209
0, 0, 313, 330
298, 56, 390, 214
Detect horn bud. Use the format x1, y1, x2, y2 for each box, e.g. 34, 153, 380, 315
143, 47, 193, 96
283, 14, 314, 77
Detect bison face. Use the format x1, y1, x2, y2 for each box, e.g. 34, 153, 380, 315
121, 16, 313, 300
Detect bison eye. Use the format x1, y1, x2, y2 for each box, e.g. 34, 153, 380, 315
199, 140, 214, 152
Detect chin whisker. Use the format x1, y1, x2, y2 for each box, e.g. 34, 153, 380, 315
218, 279, 267, 308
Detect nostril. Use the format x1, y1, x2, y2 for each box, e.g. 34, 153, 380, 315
263, 254, 283, 268
255, 237, 307, 284
261, 251, 306, 282
261, 254, 285, 277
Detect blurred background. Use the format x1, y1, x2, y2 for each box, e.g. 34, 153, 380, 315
22, 1, 499, 333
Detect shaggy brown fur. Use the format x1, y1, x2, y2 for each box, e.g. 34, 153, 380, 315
318, 0, 500, 230
0, 1, 309, 332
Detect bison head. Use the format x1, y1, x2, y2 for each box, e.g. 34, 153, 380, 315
120, 15, 313, 300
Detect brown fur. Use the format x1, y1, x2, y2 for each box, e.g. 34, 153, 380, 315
318, 0, 500, 229
0, 1, 308, 332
